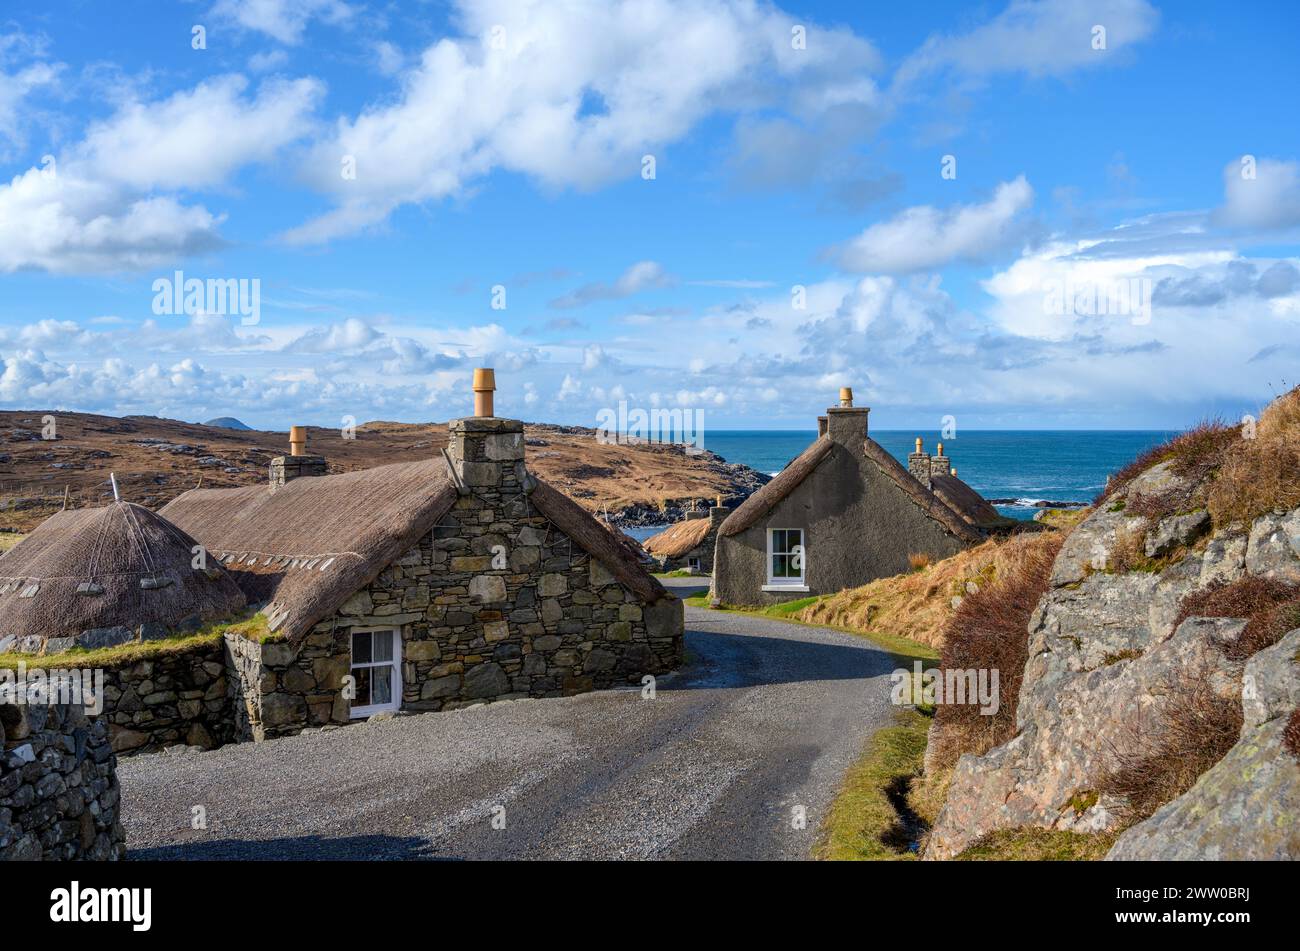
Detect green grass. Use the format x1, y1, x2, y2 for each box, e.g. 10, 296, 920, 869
0, 612, 270, 670
953, 827, 1115, 861
0, 532, 25, 553
653, 569, 699, 578
685, 595, 939, 661
815, 710, 931, 861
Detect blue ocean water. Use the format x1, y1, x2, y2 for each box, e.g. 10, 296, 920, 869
699, 429, 1173, 523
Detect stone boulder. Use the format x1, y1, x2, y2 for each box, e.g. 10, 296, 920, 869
1107, 628, 1300, 859
924, 454, 1300, 859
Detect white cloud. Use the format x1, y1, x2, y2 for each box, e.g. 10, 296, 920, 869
211, 0, 353, 44
283, 0, 881, 243
0, 75, 321, 273
1215, 157, 1300, 232
895, 0, 1159, 86
834, 176, 1035, 273
550, 261, 675, 309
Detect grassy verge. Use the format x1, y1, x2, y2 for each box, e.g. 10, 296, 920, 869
0, 612, 270, 670
953, 828, 1115, 861
653, 569, 699, 578
0, 532, 25, 553
684, 594, 938, 660
815, 709, 931, 861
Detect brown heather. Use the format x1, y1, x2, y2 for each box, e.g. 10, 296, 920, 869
1206, 384, 1300, 528
1100, 665, 1243, 826
1174, 576, 1300, 661
926, 531, 1064, 772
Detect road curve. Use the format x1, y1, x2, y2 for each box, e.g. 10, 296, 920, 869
119, 581, 901, 860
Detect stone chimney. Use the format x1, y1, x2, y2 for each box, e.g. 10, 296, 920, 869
269, 425, 327, 492
930, 442, 954, 481
709, 493, 730, 526
446, 367, 527, 496
825, 386, 869, 446
908, 436, 932, 487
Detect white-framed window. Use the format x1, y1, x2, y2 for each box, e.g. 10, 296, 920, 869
688, 556, 702, 573
764, 528, 807, 591
348, 628, 402, 719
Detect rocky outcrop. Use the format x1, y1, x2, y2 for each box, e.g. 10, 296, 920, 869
924, 457, 1300, 859
1105, 628, 1300, 859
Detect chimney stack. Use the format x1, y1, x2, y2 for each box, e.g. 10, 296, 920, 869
930, 441, 954, 480
447, 369, 526, 496
709, 494, 730, 527
908, 436, 932, 487
824, 386, 869, 446
270, 424, 326, 491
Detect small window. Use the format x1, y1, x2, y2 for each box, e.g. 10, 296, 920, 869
687, 556, 702, 572
349, 629, 401, 719
766, 528, 806, 586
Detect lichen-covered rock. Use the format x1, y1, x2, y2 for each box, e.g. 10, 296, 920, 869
924, 451, 1300, 859
1106, 628, 1300, 860
925, 616, 1242, 859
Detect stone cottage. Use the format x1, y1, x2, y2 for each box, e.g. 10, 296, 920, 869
711, 388, 1002, 606
642, 497, 730, 573
160, 369, 685, 739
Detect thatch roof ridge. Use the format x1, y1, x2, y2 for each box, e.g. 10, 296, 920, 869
930, 473, 1007, 529
859, 440, 985, 543
643, 516, 713, 558
719, 436, 835, 536
0, 501, 247, 645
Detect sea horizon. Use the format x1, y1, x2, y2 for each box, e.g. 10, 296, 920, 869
621, 428, 1170, 539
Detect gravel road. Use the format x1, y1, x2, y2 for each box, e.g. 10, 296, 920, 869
119, 579, 902, 860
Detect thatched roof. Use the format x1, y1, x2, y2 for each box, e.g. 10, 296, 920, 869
719, 436, 835, 535
0, 501, 247, 647
860, 441, 985, 543
643, 516, 713, 558
930, 474, 1007, 529
720, 435, 986, 544
161, 457, 668, 642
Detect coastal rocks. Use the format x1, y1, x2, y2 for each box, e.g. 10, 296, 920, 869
1144, 509, 1210, 559
1245, 509, 1300, 581
924, 451, 1300, 858
1106, 628, 1300, 860
0, 699, 126, 860
925, 615, 1243, 859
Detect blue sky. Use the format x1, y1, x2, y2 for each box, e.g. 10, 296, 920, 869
1, 0, 1298, 430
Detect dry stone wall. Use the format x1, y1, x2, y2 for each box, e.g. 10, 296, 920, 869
0, 697, 126, 860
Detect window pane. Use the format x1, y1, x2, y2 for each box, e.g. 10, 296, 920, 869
372, 666, 392, 705
789, 530, 802, 550
373, 630, 393, 663
353, 666, 372, 706
352, 631, 372, 664
772, 529, 787, 553
773, 554, 789, 578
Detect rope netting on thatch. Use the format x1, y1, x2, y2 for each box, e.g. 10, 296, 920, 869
0, 501, 247, 643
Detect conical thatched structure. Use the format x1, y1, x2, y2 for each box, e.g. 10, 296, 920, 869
0, 501, 247, 655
